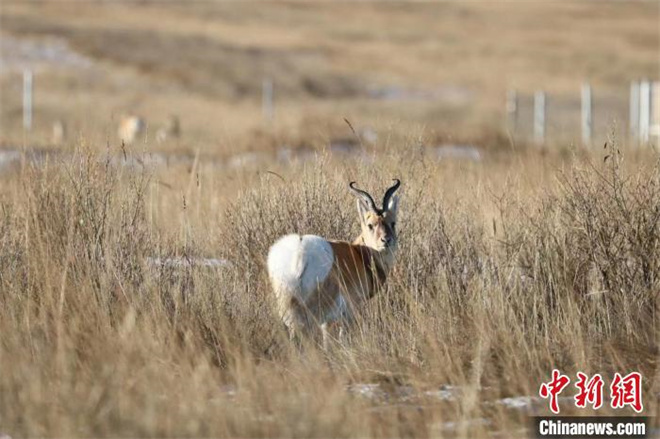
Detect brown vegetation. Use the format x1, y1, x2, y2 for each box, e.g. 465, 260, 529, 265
1, 1, 657, 149
0, 138, 657, 437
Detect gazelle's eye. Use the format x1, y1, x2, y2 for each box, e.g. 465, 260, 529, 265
368, 224, 374, 231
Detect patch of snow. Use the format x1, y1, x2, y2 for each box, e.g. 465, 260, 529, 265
347, 383, 386, 400
436, 418, 490, 432
424, 385, 459, 401
1, 35, 92, 72
220, 384, 237, 397
360, 127, 378, 144
146, 257, 231, 268
368, 84, 472, 105
276, 147, 316, 164
349, 383, 460, 403
110, 153, 168, 170
227, 152, 266, 168
434, 144, 482, 162
491, 395, 574, 412
496, 396, 538, 409
329, 140, 359, 155
0, 149, 21, 169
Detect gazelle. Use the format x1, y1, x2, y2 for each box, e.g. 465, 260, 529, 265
156, 115, 181, 143
267, 179, 401, 347
118, 115, 146, 145
52, 120, 66, 145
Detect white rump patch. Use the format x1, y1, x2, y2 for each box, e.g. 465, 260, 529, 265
267, 234, 334, 302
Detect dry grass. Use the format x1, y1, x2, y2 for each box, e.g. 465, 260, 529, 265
0, 136, 658, 437
1, 2, 658, 435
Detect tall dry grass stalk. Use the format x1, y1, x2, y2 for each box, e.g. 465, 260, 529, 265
0, 141, 657, 437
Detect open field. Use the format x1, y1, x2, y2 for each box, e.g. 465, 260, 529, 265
0, 138, 659, 437
1, 1, 659, 437
1, 1, 658, 150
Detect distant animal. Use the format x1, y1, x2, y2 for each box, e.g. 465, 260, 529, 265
267, 179, 401, 348
118, 115, 146, 145
52, 120, 66, 144
358, 126, 378, 145
156, 115, 181, 143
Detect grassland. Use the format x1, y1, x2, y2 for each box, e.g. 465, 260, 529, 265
1, 1, 658, 150
1, 1, 659, 437
0, 137, 658, 437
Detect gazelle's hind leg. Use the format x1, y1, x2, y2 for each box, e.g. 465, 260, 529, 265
279, 296, 311, 348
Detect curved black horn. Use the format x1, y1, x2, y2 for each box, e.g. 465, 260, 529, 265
349, 181, 378, 212
382, 179, 401, 211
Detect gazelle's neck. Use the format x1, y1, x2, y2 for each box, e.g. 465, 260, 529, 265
352, 234, 397, 274
352, 235, 365, 246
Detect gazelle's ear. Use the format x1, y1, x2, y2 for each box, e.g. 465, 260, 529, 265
387, 195, 399, 216
356, 199, 370, 223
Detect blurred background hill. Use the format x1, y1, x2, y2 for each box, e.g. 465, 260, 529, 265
1, 0, 658, 153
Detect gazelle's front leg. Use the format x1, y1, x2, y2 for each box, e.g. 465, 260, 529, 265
321, 291, 350, 350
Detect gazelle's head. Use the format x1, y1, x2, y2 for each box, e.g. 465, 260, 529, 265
350, 179, 401, 252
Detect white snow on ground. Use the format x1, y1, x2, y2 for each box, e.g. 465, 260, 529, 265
434, 144, 482, 162
347, 383, 386, 400
145, 257, 231, 268
436, 418, 491, 432
0, 144, 486, 176
424, 385, 459, 401
348, 383, 461, 403
0, 150, 20, 170
495, 396, 538, 409
1, 35, 92, 72
368, 84, 473, 105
